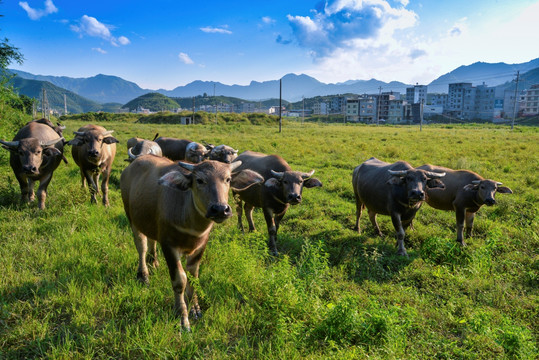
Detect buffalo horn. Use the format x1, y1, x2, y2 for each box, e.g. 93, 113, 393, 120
388, 170, 408, 176
102, 130, 114, 136
472, 180, 481, 185
40, 137, 64, 147
425, 171, 446, 178
230, 161, 242, 171
233, 149, 238, 154
0, 139, 19, 148
271, 170, 284, 180
57, 123, 66, 130
178, 161, 195, 172
73, 131, 86, 136
496, 182, 503, 185
301, 169, 315, 179
128, 147, 137, 160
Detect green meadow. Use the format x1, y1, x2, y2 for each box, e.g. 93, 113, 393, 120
1, 118, 537, 359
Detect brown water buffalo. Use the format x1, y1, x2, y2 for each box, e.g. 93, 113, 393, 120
154, 137, 208, 163
120, 156, 263, 331
353, 157, 446, 256
418, 164, 513, 245
0, 121, 65, 209
126, 139, 162, 162
27, 118, 66, 138
68, 124, 119, 206
232, 151, 323, 256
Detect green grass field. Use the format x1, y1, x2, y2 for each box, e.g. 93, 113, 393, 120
1, 120, 537, 359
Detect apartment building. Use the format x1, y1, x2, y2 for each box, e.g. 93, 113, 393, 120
523, 84, 539, 116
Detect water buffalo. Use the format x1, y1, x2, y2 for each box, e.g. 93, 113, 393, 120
68, 124, 119, 206
208, 144, 238, 164
26, 118, 66, 138
126, 133, 159, 150
120, 156, 263, 331
232, 151, 323, 256
0, 121, 65, 209
155, 136, 208, 163
418, 164, 513, 245
126, 139, 162, 162
352, 157, 446, 256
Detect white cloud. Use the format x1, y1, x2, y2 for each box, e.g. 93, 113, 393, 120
178, 52, 194, 65
262, 16, 275, 24
19, 0, 58, 20
92, 47, 107, 54
71, 15, 130, 47
200, 26, 232, 34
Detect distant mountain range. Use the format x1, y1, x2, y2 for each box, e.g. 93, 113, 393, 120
8, 57, 539, 111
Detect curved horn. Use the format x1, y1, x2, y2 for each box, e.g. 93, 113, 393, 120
57, 123, 66, 130
73, 131, 86, 136
230, 160, 242, 171
496, 182, 503, 185
425, 171, 446, 178
472, 180, 481, 185
128, 147, 137, 160
102, 130, 114, 136
388, 170, 407, 176
233, 149, 238, 154
301, 169, 315, 179
40, 137, 64, 147
178, 161, 195, 172
0, 139, 19, 148
271, 170, 284, 180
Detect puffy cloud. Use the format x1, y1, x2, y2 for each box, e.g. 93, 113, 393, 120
71, 15, 130, 47
200, 26, 232, 34
19, 0, 58, 20
178, 52, 194, 65
92, 47, 107, 54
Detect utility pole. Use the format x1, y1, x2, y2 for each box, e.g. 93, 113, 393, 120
279, 79, 282, 133
511, 70, 520, 130
214, 83, 217, 124
302, 96, 305, 125
376, 86, 382, 125
64, 94, 67, 116
420, 99, 424, 131
192, 97, 196, 125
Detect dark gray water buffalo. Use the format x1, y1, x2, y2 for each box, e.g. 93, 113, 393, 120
126, 139, 162, 162
0, 121, 65, 209
208, 144, 238, 164
232, 151, 323, 256
418, 164, 513, 245
120, 156, 263, 331
154, 137, 208, 163
352, 157, 446, 256
68, 124, 119, 206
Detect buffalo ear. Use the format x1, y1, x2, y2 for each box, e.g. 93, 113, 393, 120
103, 137, 119, 144
386, 176, 404, 186
67, 138, 84, 146
304, 177, 322, 188
158, 170, 192, 191
497, 186, 513, 194
231, 169, 264, 192
463, 184, 479, 191
427, 178, 445, 189
43, 147, 62, 157
264, 178, 281, 191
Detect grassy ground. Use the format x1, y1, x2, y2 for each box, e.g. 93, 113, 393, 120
0, 121, 537, 359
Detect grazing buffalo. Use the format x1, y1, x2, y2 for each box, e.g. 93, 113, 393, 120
0, 121, 65, 209
120, 156, 263, 331
418, 164, 513, 245
126, 139, 162, 162
155, 137, 208, 163
232, 151, 323, 256
208, 144, 238, 164
68, 124, 119, 206
352, 157, 446, 256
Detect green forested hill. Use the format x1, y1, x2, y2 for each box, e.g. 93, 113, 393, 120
122, 92, 180, 112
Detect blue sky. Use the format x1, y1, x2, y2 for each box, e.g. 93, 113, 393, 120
3, 0, 539, 90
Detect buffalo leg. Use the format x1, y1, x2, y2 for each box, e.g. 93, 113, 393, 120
369, 210, 383, 236
27, 179, 35, 202
455, 208, 467, 246
245, 204, 256, 231
161, 243, 190, 331
83, 170, 98, 203
235, 196, 244, 232
465, 212, 475, 240
147, 239, 159, 268
185, 245, 206, 320
132, 225, 149, 284
263, 208, 278, 256
101, 167, 111, 206
14, 173, 30, 204
391, 213, 407, 256
36, 173, 53, 210
79, 169, 86, 188
353, 193, 362, 232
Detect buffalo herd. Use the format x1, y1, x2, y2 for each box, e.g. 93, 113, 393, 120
0, 119, 513, 330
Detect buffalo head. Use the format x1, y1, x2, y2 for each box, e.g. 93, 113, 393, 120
208, 144, 239, 164
463, 179, 512, 206
185, 142, 209, 164
68, 129, 119, 164
266, 169, 322, 205
0, 137, 64, 175
388, 169, 446, 205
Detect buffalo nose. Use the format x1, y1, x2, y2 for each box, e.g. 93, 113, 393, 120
288, 194, 302, 204
22, 165, 38, 174
485, 199, 496, 206
206, 204, 232, 221
410, 190, 425, 200
88, 150, 99, 157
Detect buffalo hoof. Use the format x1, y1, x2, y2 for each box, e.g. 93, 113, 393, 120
352, 226, 360, 232
190, 307, 203, 320
397, 249, 408, 257
458, 241, 467, 247
136, 272, 149, 285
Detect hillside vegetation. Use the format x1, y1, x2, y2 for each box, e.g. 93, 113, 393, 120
122, 92, 180, 112
0, 115, 537, 358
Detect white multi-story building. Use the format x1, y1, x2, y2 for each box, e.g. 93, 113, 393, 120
523, 84, 539, 116
406, 84, 427, 105
313, 102, 328, 115
503, 89, 526, 118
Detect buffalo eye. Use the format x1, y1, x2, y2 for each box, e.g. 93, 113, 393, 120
225, 177, 231, 184
283, 180, 288, 185
196, 178, 205, 185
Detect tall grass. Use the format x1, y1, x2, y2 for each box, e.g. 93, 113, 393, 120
0, 121, 537, 359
